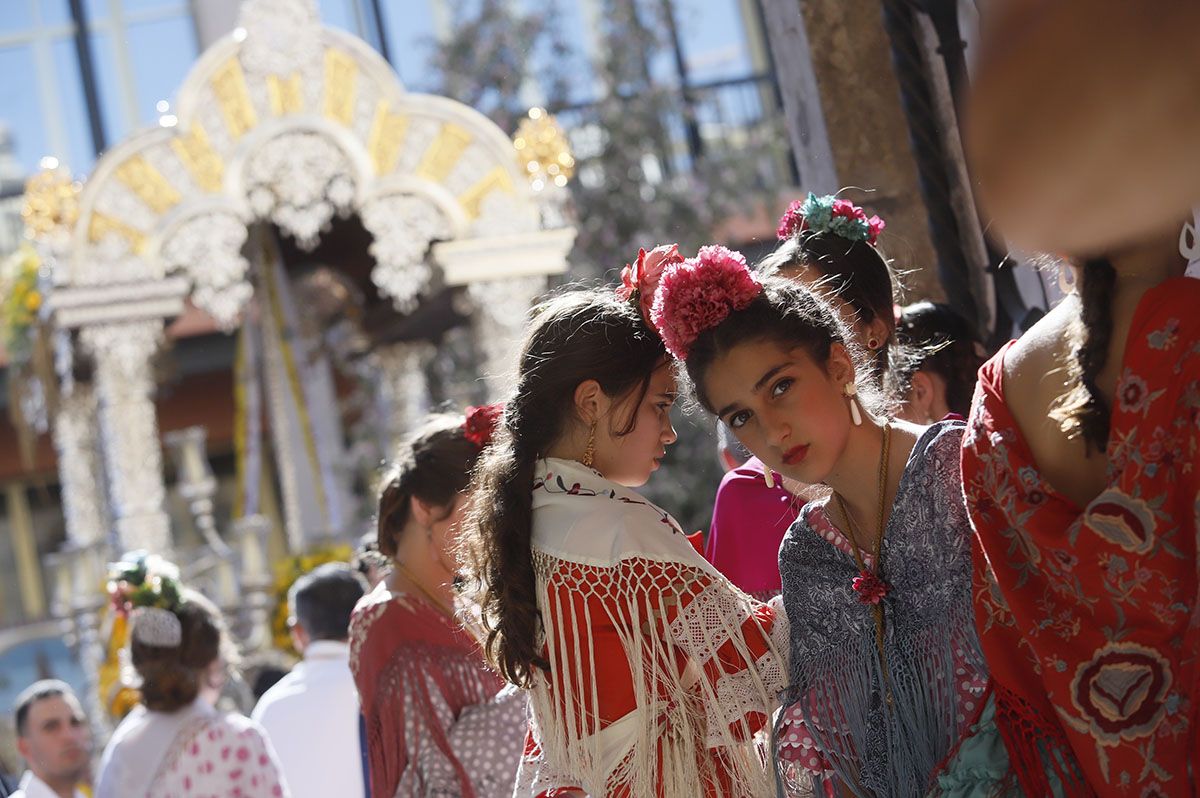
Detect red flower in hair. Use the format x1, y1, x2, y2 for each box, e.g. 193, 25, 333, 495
463, 403, 504, 448
775, 200, 806, 240
617, 243, 684, 324
650, 245, 762, 360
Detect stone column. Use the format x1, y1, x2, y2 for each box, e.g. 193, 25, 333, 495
467, 276, 547, 399
374, 341, 434, 452
51, 383, 110, 548
189, 0, 241, 48
80, 320, 172, 555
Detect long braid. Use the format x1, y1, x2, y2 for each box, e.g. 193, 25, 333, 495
1050, 258, 1117, 452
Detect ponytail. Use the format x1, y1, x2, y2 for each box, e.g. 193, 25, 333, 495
459, 289, 667, 687
1050, 258, 1117, 452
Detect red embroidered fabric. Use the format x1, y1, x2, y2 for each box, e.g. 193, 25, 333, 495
962, 278, 1200, 795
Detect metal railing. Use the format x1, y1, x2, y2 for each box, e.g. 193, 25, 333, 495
551, 71, 798, 191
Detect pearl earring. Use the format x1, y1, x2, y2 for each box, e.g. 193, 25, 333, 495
844, 382, 863, 426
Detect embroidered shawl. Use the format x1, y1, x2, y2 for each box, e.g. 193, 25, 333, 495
349, 585, 525, 798
776, 422, 991, 797
962, 277, 1200, 795
516, 457, 789, 798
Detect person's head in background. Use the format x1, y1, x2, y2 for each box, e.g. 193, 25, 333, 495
894, 301, 987, 422
287, 562, 368, 654
13, 680, 91, 794
761, 194, 896, 389
352, 536, 390, 589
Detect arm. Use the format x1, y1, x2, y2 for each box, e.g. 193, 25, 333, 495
966, 0, 1200, 253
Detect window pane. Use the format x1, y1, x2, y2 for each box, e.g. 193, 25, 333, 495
126, 13, 197, 124
37, 0, 71, 27
316, 0, 363, 37
0, 45, 50, 174
88, 30, 129, 145
83, 0, 108, 21
50, 35, 98, 172
671, 0, 753, 83
0, 1, 35, 35
122, 0, 190, 13
378, 0, 435, 90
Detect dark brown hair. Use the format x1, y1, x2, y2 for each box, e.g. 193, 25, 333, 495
1049, 258, 1117, 451
460, 289, 667, 687
131, 591, 234, 713
376, 414, 481, 558
894, 301, 986, 417
759, 230, 897, 382
685, 276, 889, 417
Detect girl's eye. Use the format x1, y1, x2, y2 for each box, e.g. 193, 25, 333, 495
771, 378, 793, 398
728, 410, 751, 429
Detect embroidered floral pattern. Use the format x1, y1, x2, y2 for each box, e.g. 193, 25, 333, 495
962, 281, 1200, 793
1068, 642, 1173, 745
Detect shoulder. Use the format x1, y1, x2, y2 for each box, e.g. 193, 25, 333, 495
212, 713, 274, 751
251, 670, 303, 722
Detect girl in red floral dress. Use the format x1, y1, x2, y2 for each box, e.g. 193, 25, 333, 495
961, 217, 1200, 795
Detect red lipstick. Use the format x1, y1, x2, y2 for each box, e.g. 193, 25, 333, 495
782, 444, 809, 466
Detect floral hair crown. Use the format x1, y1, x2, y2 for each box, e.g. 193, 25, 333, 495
463, 403, 504, 448
617, 243, 685, 325
776, 193, 886, 246
108, 551, 185, 648
650, 244, 763, 360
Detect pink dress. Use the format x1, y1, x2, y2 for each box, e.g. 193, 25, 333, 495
95, 698, 288, 798
706, 457, 802, 600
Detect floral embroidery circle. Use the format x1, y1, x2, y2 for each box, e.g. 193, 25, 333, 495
1067, 641, 1173, 745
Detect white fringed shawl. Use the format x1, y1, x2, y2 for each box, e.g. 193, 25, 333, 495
516, 458, 788, 798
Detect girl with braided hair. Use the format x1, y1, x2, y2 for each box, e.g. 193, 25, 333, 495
349, 407, 526, 798
460, 274, 788, 798
962, 219, 1200, 794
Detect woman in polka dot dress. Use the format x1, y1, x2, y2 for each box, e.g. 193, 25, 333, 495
653, 239, 1014, 797
96, 559, 289, 798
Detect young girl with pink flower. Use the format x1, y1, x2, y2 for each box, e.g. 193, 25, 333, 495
461, 271, 788, 798
651, 245, 1012, 796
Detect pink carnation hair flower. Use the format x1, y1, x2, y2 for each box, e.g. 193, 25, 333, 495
650, 245, 762, 360
617, 243, 684, 324
775, 200, 806, 241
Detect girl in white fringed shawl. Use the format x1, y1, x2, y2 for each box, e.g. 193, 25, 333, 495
460, 276, 789, 798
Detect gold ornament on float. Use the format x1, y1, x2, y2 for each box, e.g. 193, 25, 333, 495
20, 159, 81, 239
513, 107, 575, 191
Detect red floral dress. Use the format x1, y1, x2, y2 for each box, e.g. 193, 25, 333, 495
962, 277, 1200, 796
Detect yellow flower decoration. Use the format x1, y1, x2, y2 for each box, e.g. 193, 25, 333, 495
270, 544, 353, 655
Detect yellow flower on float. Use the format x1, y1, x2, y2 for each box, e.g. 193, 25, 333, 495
24, 291, 41, 312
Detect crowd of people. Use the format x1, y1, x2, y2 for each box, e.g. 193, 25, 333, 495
5, 1, 1200, 791
5, 184, 1196, 797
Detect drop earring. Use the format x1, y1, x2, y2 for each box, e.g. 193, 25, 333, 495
582, 421, 597, 468
844, 382, 864, 426
763, 468, 776, 489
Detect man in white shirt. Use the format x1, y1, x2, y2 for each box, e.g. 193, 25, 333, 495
253, 562, 368, 798
10, 681, 90, 798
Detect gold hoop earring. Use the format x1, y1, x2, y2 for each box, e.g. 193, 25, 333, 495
867, 337, 879, 350
844, 382, 864, 426
582, 421, 597, 468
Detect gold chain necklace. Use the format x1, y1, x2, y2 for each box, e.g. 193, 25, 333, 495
395, 562, 456, 620
834, 420, 894, 707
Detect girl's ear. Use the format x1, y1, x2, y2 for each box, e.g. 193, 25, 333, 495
908, 370, 934, 416
572, 379, 604, 425
410, 495, 435, 528
864, 316, 892, 352
826, 341, 856, 386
